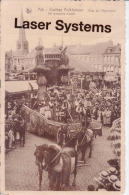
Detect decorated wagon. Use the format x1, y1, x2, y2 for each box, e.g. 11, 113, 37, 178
22, 105, 82, 143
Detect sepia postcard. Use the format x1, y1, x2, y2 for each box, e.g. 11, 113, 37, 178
0, 0, 125, 194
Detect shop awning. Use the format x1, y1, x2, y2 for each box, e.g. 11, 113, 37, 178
5, 80, 38, 94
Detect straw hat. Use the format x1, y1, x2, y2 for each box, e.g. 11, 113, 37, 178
99, 171, 109, 179
108, 167, 118, 175
86, 94, 91, 99
108, 175, 118, 183
114, 148, 121, 157
97, 176, 104, 182
113, 181, 121, 191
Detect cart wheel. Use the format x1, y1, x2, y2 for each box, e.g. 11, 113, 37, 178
37, 126, 43, 136
56, 130, 62, 144
32, 125, 37, 134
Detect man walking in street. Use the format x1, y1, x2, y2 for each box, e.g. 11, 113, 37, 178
19, 115, 25, 147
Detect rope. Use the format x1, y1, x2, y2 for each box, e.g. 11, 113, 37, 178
80, 132, 87, 146
67, 107, 73, 122
49, 129, 81, 165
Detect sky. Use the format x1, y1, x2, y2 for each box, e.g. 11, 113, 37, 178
5, 33, 121, 52
2, 0, 123, 52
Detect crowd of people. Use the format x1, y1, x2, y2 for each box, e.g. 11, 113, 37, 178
87, 163, 121, 191
29, 83, 121, 126
5, 76, 121, 191
5, 101, 26, 150
5, 80, 121, 151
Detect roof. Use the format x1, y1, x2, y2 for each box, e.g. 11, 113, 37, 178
44, 47, 61, 54
5, 51, 12, 58
67, 53, 100, 72
5, 80, 38, 93
23, 52, 100, 73
67, 42, 108, 55
17, 11, 27, 43
103, 44, 121, 54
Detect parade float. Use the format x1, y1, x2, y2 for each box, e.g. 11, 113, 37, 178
6, 42, 103, 142
20, 42, 82, 142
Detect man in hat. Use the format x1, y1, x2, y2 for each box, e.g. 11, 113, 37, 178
18, 115, 25, 147
12, 117, 19, 144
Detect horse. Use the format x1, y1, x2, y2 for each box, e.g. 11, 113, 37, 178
58, 124, 94, 163
34, 143, 77, 191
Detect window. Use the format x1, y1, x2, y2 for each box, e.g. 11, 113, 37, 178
24, 43, 28, 49
104, 66, 106, 72
119, 67, 121, 74
107, 66, 110, 72
115, 56, 118, 63
95, 57, 98, 62
108, 56, 110, 63
5, 59, 8, 64
95, 65, 97, 69
17, 44, 21, 49
119, 56, 121, 63
111, 66, 114, 72
115, 67, 118, 73
111, 56, 114, 62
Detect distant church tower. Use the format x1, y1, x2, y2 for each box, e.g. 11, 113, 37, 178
16, 11, 29, 55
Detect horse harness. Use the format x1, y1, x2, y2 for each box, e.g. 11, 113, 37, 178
39, 128, 91, 172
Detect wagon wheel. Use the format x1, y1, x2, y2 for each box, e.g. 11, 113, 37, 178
56, 130, 62, 144
32, 124, 37, 134
37, 125, 43, 136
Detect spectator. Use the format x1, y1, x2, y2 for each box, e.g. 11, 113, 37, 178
8, 126, 14, 149
19, 116, 25, 147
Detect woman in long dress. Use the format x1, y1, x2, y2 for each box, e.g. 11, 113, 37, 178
106, 107, 112, 125
102, 107, 107, 125
8, 128, 14, 149
97, 108, 102, 123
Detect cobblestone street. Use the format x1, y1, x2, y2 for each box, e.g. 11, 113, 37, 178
5, 126, 116, 191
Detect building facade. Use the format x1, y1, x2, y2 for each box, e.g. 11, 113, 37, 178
66, 40, 121, 74
103, 40, 121, 74
5, 12, 64, 73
